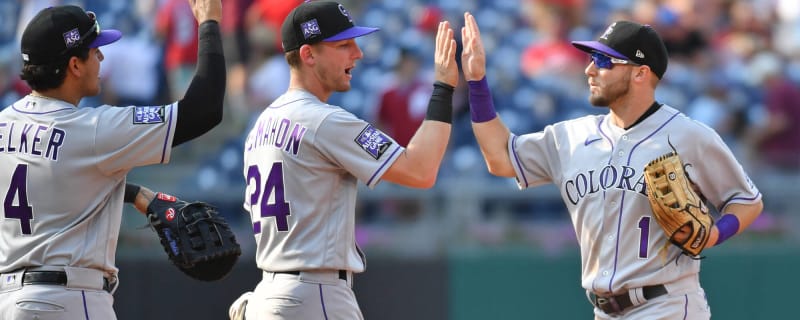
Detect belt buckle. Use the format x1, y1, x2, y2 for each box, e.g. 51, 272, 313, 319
593, 294, 621, 314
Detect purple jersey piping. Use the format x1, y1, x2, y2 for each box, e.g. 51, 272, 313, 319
598, 118, 615, 165
510, 135, 528, 187
319, 284, 329, 320
367, 147, 402, 186
11, 105, 74, 114
683, 294, 689, 319
160, 105, 174, 163
82, 290, 90, 319
607, 110, 679, 292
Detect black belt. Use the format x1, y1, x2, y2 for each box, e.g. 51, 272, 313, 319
589, 285, 667, 314
278, 270, 348, 281
22, 271, 112, 293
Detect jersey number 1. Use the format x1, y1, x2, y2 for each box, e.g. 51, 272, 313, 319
4, 164, 33, 235
246, 163, 291, 232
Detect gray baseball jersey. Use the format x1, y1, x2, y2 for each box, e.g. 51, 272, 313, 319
508, 104, 761, 294
0, 95, 177, 275
242, 89, 403, 273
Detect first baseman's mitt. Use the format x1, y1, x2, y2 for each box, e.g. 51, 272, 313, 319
643, 149, 713, 257
146, 193, 242, 281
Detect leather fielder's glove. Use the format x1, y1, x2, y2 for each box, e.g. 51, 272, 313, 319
643, 150, 714, 257
146, 193, 242, 281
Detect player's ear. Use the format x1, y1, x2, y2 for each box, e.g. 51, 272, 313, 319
299, 44, 315, 64
67, 56, 82, 77
633, 65, 649, 82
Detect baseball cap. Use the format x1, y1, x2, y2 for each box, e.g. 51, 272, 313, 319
21, 5, 122, 65
572, 21, 668, 79
280, 1, 379, 52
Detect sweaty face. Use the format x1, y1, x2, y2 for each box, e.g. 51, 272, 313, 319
312, 39, 363, 93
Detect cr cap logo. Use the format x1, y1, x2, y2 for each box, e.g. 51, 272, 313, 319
166, 208, 176, 222
600, 22, 616, 40
338, 4, 353, 23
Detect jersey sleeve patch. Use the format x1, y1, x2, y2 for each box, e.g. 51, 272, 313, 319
133, 106, 166, 124
355, 124, 393, 160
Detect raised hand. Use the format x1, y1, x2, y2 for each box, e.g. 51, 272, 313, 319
188, 0, 222, 23
461, 12, 486, 81
434, 21, 459, 88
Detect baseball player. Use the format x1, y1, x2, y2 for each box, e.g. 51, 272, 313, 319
460, 13, 764, 319
228, 1, 458, 319
0, 1, 225, 319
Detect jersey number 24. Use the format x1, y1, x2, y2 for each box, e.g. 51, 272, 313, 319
246, 162, 291, 232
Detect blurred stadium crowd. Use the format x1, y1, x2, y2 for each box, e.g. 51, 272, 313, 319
1, 0, 799, 255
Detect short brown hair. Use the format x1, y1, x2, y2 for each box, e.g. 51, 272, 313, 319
285, 50, 301, 69
20, 48, 89, 91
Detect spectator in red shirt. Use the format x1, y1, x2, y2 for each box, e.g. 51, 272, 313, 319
156, 0, 199, 101
519, 2, 585, 79
244, 0, 302, 51
745, 52, 800, 171
375, 49, 432, 146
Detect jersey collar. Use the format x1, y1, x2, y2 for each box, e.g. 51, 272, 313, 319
13, 94, 78, 114
624, 101, 662, 130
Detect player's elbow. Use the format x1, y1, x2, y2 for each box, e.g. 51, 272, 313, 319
752, 198, 764, 216
485, 159, 516, 178
401, 171, 438, 189
415, 176, 437, 189
382, 166, 438, 189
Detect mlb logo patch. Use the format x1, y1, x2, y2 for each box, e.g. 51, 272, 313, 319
133, 106, 165, 124
355, 125, 393, 160
63, 28, 81, 47
301, 19, 321, 39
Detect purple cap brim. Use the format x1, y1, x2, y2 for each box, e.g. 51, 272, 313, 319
89, 29, 122, 48
571, 41, 629, 60
324, 26, 379, 42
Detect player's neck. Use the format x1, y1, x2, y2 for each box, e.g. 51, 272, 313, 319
288, 76, 331, 103
608, 98, 656, 129
30, 89, 81, 107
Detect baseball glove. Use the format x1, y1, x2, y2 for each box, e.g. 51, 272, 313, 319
146, 193, 242, 281
643, 149, 713, 257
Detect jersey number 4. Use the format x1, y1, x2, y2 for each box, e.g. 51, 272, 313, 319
3, 164, 34, 235
246, 162, 291, 232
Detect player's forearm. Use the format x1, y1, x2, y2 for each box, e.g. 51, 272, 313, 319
173, 20, 225, 146
472, 118, 515, 177
406, 121, 451, 183
404, 81, 454, 185
124, 183, 156, 215
466, 76, 514, 177
708, 200, 764, 248
382, 122, 450, 188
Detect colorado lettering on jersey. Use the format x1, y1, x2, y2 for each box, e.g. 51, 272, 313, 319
0, 121, 65, 161
245, 116, 307, 156
564, 165, 648, 205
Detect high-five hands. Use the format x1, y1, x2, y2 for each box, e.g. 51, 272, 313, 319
434, 21, 459, 88
461, 12, 486, 81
